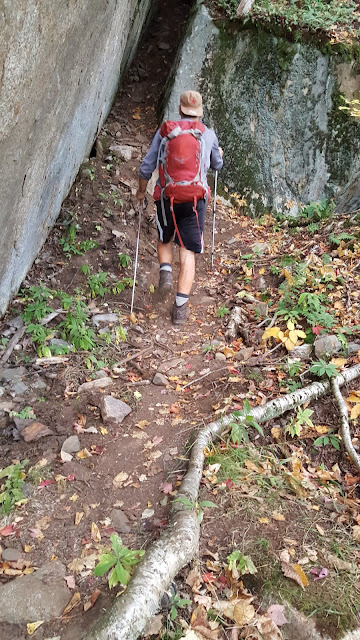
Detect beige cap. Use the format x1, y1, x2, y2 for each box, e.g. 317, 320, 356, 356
179, 90, 203, 117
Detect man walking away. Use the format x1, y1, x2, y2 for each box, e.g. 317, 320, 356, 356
136, 90, 223, 325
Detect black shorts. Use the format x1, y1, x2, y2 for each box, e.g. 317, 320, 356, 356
155, 198, 207, 254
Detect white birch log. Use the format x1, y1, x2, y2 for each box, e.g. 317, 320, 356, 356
331, 376, 360, 472
88, 363, 360, 640
237, 0, 255, 16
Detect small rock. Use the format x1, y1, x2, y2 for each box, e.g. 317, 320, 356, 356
8, 316, 23, 330
0, 367, 26, 383
29, 374, 48, 390
235, 347, 254, 361
251, 242, 270, 255
158, 357, 185, 373
254, 276, 266, 291
77, 377, 113, 393
100, 396, 132, 425
94, 370, 108, 380
0, 387, 4, 398
137, 67, 148, 79
227, 237, 237, 245
291, 344, 312, 360
158, 41, 170, 50
110, 508, 131, 533
199, 296, 216, 306
92, 313, 119, 327
248, 301, 268, 317
0, 560, 70, 623
109, 144, 135, 162
61, 435, 81, 454
153, 373, 168, 386
50, 338, 72, 352
112, 229, 125, 239
2, 548, 22, 562
314, 335, 341, 358
0, 400, 14, 413
21, 421, 54, 443
10, 381, 28, 396
347, 342, 360, 355
215, 352, 227, 361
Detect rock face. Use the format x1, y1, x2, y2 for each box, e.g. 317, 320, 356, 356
314, 334, 341, 358
0, 561, 70, 623
101, 396, 132, 424
165, 4, 360, 215
0, 0, 155, 317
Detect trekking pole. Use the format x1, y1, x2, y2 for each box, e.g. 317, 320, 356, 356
130, 201, 143, 315
211, 170, 218, 270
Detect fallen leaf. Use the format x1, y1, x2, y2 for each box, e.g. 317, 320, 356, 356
281, 562, 308, 589
256, 615, 282, 639
62, 591, 81, 615
113, 472, 129, 488
27, 621, 44, 635
91, 522, 101, 542
233, 600, 255, 625
143, 613, 164, 636
65, 575, 76, 589
0, 524, 15, 537
84, 588, 101, 612
75, 512, 84, 526
141, 508, 154, 519
267, 604, 288, 626
352, 526, 360, 543
272, 511, 285, 522
316, 524, 325, 536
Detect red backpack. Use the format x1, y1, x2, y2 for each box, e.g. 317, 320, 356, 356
155, 120, 207, 247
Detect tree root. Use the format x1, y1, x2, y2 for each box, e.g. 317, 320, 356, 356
331, 376, 360, 473
225, 306, 251, 344
88, 364, 360, 640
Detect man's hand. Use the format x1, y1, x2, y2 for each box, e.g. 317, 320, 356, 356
137, 177, 148, 202
219, 146, 224, 158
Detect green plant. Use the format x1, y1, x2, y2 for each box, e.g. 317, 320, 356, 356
329, 232, 356, 246
9, 406, 36, 420
94, 533, 144, 589
112, 278, 133, 295
59, 299, 96, 351
309, 359, 338, 378
231, 399, 264, 443
0, 460, 29, 513
217, 304, 230, 318
286, 407, 314, 438
85, 354, 108, 371
227, 550, 257, 575
87, 272, 110, 298
172, 496, 217, 523
169, 594, 192, 621
118, 253, 132, 269
21, 285, 55, 322
314, 433, 340, 451
60, 224, 98, 257
81, 263, 91, 276
218, 0, 238, 19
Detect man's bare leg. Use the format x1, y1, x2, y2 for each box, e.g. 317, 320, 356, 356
172, 247, 195, 325
157, 240, 173, 297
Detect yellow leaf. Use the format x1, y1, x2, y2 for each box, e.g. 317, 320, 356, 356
347, 391, 360, 403
63, 591, 81, 615
277, 330, 285, 341
245, 459, 263, 473
259, 517, 269, 524
282, 562, 308, 589
289, 330, 299, 344
271, 426, 281, 440
334, 300, 345, 310
351, 404, 360, 420
284, 338, 296, 351
113, 472, 129, 488
91, 522, 101, 542
136, 420, 150, 430
75, 512, 84, 526
287, 320, 295, 331
77, 449, 92, 459
331, 358, 347, 368
129, 312, 137, 324
259, 268, 265, 275
315, 425, 329, 434
24, 545, 33, 553
296, 330, 307, 339
99, 426, 108, 435
223, 347, 235, 357
262, 327, 281, 340
272, 511, 285, 521
132, 113, 141, 120
69, 493, 78, 502
27, 621, 44, 635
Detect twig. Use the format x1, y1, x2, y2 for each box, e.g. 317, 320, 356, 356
182, 366, 227, 390
0, 323, 26, 366
268, 311, 278, 329
113, 346, 152, 367
155, 338, 176, 353
124, 380, 150, 387
331, 377, 360, 473
266, 342, 283, 356
256, 317, 271, 328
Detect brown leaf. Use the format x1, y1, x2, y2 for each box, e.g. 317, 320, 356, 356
84, 588, 101, 612
256, 615, 282, 639
281, 562, 308, 589
233, 600, 255, 625
62, 591, 81, 615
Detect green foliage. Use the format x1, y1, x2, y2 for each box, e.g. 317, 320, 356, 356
329, 231, 357, 246
81, 264, 91, 276
94, 534, 144, 589
277, 264, 335, 329
217, 304, 230, 318
0, 460, 29, 514
9, 406, 36, 420
309, 359, 338, 378
314, 433, 340, 451
60, 224, 98, 257
169, 594, 192, 621
172, 496, 217, 523
286, 407, 314, 438
118, 253, 132, 269
231, 399, 264, 442
87, 272, 110, 299
227, 550, 257, 575
59, 300, 96, 351
300, 199, 335, 221
218, 0, 238, 19
112, 278, 133, 295
249, 0, 358, 34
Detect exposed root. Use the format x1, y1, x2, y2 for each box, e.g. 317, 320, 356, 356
88, 364, 360, 640
331, 376, 360, 473
225, 306, 251, 344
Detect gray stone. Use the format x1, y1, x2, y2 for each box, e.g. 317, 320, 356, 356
347, 342, 360, 355
77, 377, 113, 393
10, 381, 29, 396
235, 347, 254, 361
291, 344, 312, 360
94, 370, 108, 379
314, 334, 341, 358
251, 242, 270, 255
0, 367, 26, 383
0, 561, 70, 623
8, 316, 24, 330
0, 400, 14, 413
0, 387, 4, 398
254, 276, 266, 291
248, 301, 268, 317
61, 435, 81, 454
50, 338, 72, 351
92, 313, 119, 326
215, 352, 227, 361
153, 373, 169, 386
110, 508, 131, 533
109, 144, 135, 162
30, 374, 48, 390
13, 417, 33, 432
2, 548, 22, 562
100, 395, 132, 424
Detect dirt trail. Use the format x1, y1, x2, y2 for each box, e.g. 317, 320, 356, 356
1, 1, 360, 639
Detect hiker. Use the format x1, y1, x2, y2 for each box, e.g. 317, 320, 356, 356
136, 90, 223, 325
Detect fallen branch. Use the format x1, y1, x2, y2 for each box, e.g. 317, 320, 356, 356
88, 364, 360, 640
0, 323, 26, 366
331, 377, 360, 473
225, 306, 251, 344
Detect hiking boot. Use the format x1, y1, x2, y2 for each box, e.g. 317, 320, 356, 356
171, 301, 190, 326
158, 270, 173, 298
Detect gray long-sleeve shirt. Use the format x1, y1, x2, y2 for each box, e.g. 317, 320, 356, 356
139, 119, 223, 190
